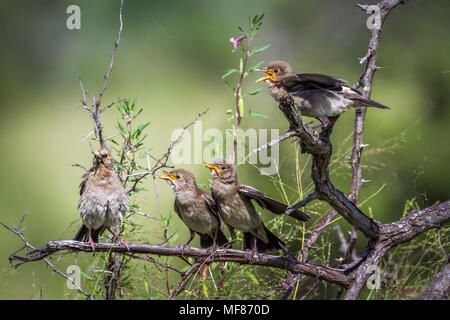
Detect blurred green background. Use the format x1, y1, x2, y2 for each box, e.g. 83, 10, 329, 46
0, 0, 449, 299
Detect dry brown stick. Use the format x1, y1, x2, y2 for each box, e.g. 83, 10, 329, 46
126, 107, 210, 194
96, 0, 124, 108
6, 237, 350, 288
77, 0, 124, 149
418, 257, 449, 300
168, 262, 202, 300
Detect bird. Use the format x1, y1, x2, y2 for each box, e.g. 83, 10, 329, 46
204, 159, 309, 255
159, 168, 228, 250
74, 148, 130, 251
256, 60, 390, 129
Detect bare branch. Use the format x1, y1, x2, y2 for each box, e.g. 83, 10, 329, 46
96, 0, 124, 108
418, 258, 449, 300
126, 107, 210, 194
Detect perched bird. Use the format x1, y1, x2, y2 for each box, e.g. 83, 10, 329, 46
159, 169, 228, 250
74, 148, 129, 251
204, 159, 309, 255
257, 61, 390, 128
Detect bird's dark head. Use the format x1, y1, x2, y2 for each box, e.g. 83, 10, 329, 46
159, 168, 197, 192
204, 158, 237, 184
256, 61, 294, 85
93, 148, 114, 169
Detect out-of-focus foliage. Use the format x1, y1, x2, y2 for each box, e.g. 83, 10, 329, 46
0, 0, 449, 299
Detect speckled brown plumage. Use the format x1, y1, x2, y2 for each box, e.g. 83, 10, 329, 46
258, 61, 390, 126
74, 148, 129, 251
206, 159, 308, 253
161, 168, 228, 249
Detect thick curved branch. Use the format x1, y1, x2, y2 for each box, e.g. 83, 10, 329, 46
11, 240, 349, 288
418, 258, 449, 300
345, 200, 450, 299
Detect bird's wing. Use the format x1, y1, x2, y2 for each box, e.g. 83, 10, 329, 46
79, 168, 95, 196
200, 190, 221, 221
173, 199, 184, 222
286, 73, 348, 91
238, 185, 310, 222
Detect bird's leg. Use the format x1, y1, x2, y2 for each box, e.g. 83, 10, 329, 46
320, 116, 339, 137
87, 228, 97, 252
108, 226, 130, 252
249, 234, 259, 265
226, 226, 237, 249
209, 231, 218, 253
179, 230, 195, 256
309, 117, 327, 130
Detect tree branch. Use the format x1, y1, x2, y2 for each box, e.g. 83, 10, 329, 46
418, 257, 449, 300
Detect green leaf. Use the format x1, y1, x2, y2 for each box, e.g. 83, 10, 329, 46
135, 108, 144, 119
238, 97, 244, 116
249, 110, 269, 118
239, 58, 243, 73
80, 271, 93, 281
222, 69, 237, 79
144, 281, 150, 298
202, 283, 209, 298
247, 61, 265, 73
251, 44, 270, 55
138, 151, 148, 159
138, 121, 151, 132
131, 97, 139, 111
246, 270, 259, 285
246, 87, 263, 95
117, 121, 127, 134
110, 139, 120, 146
224, 80, 235, 92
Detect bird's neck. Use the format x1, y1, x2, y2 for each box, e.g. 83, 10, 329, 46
268, 82, 289, 102
94, 164, 113, 179
175, 187, 199, 204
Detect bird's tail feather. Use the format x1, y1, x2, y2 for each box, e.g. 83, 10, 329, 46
351, 96, 390, 109
199, 229, 229, 249
243, 226, 285, 253
216, 229, 229, 248
199, 234, 214, 249
73, 225, 105, 243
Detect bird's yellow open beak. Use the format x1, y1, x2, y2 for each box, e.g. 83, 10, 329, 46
255, 69, 275, 83
204, 163, 222, 175
158, 170, 177, 181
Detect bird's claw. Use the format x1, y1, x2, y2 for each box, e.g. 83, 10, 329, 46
117, 239, 131, 252
179, 244, 190, 256
86, 239, 97, 252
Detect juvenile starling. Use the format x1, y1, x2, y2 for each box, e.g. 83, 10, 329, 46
204, 159, 309, 254
74, 148, 129, 251
257, 61, 390, 128
160, 168, 228, 250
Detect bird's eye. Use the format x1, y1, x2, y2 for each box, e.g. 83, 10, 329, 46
102, 154, 108, 158
176, 175, 181, 179
274, 69, 279, 73
221, 166, 225, 170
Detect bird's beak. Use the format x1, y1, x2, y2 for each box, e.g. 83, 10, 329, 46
255, 69, 275, 83
204, 163, 222, 175
158, 171, 177, 182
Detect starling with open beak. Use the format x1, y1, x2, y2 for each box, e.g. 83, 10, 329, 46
74, 148, 129, 251
257, 61, 390, 129
204, 159, 309, 255
159, 168, 228, 250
